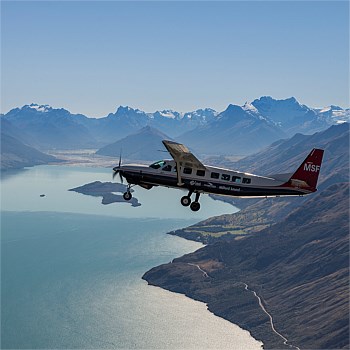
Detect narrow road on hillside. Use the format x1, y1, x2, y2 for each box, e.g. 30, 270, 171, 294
187, 263, 209, 278
186, 263, 300, 350
241, 282, 300, 350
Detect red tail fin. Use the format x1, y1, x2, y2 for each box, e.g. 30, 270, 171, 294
288, 149, 324, 191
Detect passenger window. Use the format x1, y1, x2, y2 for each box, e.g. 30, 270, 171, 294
242, 178, 251, 184
183, 167, 192, 174
221, 174, 230, 181
162, 165, 172, 172
196, 170, 205, 177
232, 176, 241, 183
211, 172, 219, 179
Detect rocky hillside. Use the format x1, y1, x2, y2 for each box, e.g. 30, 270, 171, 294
143, 182, 349, 349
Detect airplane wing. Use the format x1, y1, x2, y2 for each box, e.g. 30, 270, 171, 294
162, 140, 206, 170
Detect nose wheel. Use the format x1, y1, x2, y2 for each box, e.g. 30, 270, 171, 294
180, 196, 191, 206
123, 184, 133, 201
123, 191, 132, 201
181, 191, 201, 211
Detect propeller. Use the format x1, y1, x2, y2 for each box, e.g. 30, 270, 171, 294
113, 151, 124, 183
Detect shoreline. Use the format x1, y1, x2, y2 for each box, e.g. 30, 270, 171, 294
142, 249, 291, 350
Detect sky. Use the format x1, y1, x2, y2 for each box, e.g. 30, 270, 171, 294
1, 1, 349, 117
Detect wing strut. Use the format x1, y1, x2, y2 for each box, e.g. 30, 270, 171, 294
175, 161, 184, 186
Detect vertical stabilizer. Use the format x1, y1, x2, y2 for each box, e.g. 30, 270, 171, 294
288, 148, 324, 191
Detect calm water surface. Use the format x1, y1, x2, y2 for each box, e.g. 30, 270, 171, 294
1, 165, 263, 349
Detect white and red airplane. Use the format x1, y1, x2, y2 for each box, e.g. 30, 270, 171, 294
113, 140, 324, 211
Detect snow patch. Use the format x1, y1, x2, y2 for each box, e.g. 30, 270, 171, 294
242, 102, 259, 113
27, 103, 52, 112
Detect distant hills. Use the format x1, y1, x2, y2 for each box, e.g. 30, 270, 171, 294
1, 129, 58, 170
143, 123, 350, 349
96, 126, 171, 161
2, 98, 349, 157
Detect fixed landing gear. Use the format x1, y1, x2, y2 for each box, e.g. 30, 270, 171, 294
190, 201, 200, 212
123, 191, 132, 201
123, 185, 133, 201
181, 191, 201, 211
180, 196, 191, 206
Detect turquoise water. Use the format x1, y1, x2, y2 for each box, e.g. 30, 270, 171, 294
1, 165, 262, 349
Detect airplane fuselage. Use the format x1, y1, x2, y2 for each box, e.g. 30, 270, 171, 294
119, 159, 311, 198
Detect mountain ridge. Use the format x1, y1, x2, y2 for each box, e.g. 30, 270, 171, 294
3, 97, 349, 154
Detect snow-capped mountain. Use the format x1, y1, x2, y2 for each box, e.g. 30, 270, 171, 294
315, 105, 350, 125
179, 103, 287, 155
83, 106, 219, 142
251, 96, 329, 135
149, 108, 218, 137
151, 110, 183, 120
3, 104, 97, 149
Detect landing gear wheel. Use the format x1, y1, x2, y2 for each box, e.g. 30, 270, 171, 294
123, 191, 132, 201
181, 196, 191, 207
190, 202, 200, 212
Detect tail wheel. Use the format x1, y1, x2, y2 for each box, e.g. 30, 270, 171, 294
181, 196, 191, 207
123, 191, 132, 201
190, 202, 200, 212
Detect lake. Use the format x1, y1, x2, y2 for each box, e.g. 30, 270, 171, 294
1, 165, 263, 349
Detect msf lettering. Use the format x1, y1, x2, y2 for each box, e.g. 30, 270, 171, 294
304, 162, 320, 172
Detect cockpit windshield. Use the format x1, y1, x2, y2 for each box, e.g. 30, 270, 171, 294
149, 160, 165, 169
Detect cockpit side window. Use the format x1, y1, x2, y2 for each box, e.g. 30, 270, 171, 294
149, 160, 165, 169
162, 165, 172, 171
183, 167, 192, 174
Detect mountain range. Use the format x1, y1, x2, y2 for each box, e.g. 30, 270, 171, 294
2, 97, 349, 157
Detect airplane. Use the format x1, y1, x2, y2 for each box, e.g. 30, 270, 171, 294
112, 140, 324, 211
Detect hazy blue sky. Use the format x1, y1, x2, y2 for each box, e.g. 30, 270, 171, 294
2, 1, 349, 117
